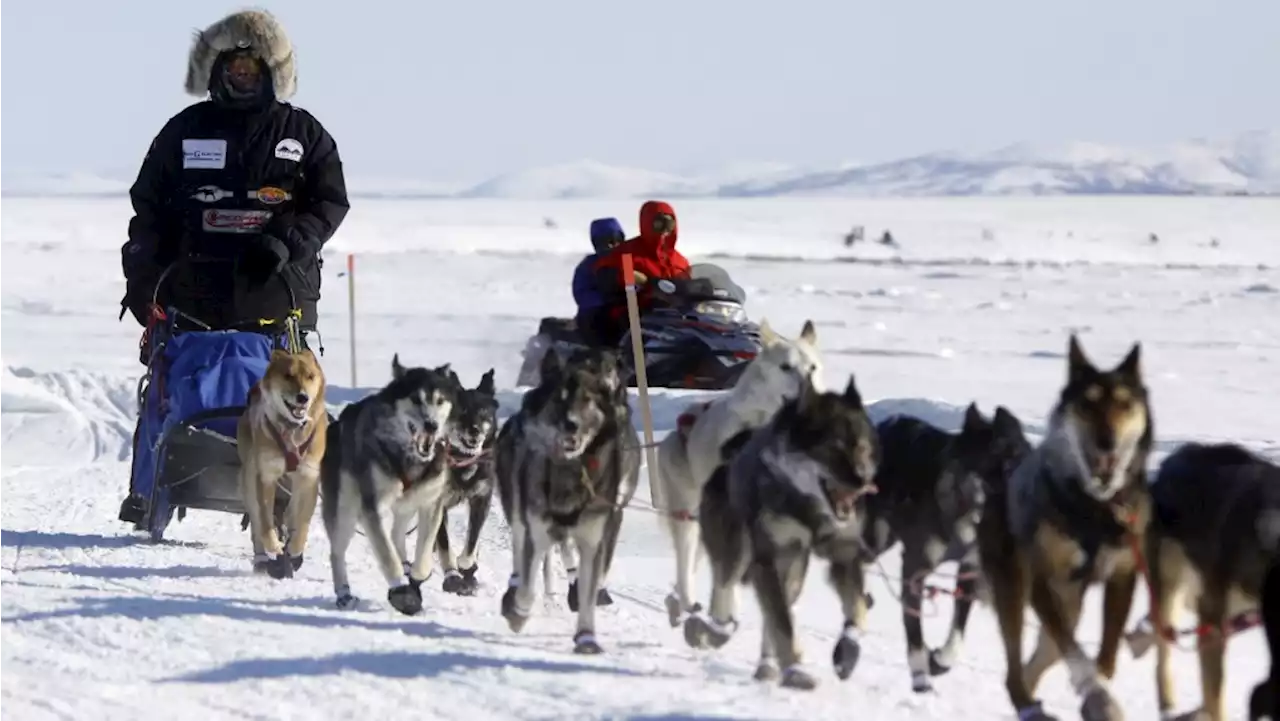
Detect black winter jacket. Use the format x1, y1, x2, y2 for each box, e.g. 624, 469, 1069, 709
121, 100, 349, 331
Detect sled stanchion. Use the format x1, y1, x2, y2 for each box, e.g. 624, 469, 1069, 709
622, 255, 664, 512
347, 253, 357, 388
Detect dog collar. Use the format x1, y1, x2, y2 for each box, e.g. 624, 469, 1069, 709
266, 416, 316, 473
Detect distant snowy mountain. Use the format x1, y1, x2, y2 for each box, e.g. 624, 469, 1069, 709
4, 130, 1275, 198
453, 130, 1278, 198
456, 160, 712, 199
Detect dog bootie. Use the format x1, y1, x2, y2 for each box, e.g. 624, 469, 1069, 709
1080, 687, 1122, 721
833, 624, 862, 681
501, 587, 530, 633
387, 583, 423, 616
573, 630, 603, 655
780, 664, 818, 691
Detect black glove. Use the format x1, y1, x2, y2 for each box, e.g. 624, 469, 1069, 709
120, 273, 160, 327
265, 218, 321, 265
239, 234, 290, 287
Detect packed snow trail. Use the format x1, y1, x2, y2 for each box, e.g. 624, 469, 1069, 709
3, 386, 1274, 721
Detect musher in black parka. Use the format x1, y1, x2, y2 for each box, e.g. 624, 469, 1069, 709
119, 9, 349, 336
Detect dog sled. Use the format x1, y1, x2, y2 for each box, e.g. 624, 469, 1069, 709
124, 265, 315, 542
515, 263, 764, 390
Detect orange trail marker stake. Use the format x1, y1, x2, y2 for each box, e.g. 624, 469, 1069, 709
622, 254, 663, 511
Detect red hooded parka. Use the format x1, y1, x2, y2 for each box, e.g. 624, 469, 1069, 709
594, 200, 691, 285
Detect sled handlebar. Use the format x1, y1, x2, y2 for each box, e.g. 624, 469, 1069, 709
151, 260, 300, 323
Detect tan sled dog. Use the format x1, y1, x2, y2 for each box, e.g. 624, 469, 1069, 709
237, 348, 328, 579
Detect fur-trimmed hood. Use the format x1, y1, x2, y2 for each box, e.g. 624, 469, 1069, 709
184, 9, 297, 101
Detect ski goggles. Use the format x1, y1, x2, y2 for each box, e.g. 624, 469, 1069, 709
650, 213, 676, 235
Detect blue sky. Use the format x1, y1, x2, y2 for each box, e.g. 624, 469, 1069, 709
2, 0, 1275, 183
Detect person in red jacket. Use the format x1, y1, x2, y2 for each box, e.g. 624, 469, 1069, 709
588, 200, 691, 345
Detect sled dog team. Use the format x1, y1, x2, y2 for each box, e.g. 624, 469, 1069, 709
237, 324, 1279, 721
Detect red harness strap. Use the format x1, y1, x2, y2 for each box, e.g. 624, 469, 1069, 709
250, 385, 318, 473
676, 401, 714, 439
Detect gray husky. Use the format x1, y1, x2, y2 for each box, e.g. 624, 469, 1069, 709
430, 367, 500, 597
319, 355, 459, 614
496, 347, 640, 654
861, 404, 1031, 692
687, 377, 880, 690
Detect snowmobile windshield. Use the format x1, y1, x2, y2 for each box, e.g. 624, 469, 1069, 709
687, 264, 747, 305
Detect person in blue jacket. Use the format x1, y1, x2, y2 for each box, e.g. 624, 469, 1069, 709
573, 217, 626, 345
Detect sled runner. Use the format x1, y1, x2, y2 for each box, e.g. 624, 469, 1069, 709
126, 265, 313, 542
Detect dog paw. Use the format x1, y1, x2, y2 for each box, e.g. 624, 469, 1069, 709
832, 633, 861, 680
865, 591, 875, 611
573, 630, 603, 655
457, 564, 480, 595
501, 587, 529, 633
1080, 687, 1123, 721
911, 671, 933, 693
753, 658, 780, 682
1016, 701, 1059, 721
289, 553, 304, 572
596, 587, 613, 606
442, 569, 466, 595
252, 554, 271, 574
388, 584, 423, 616
664, 593, 684, 627
335, 593, 360, 610
928, 647, 953, 676
266, 554, 295, 580
567, 580, 580, 612
780, 665, 818, 691
682, 612, 736, 649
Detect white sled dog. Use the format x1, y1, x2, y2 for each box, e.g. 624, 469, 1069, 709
654, 319, 824, 626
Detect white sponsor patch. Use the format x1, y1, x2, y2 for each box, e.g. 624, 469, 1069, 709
274, 138, 304, 163
182, 139, 227, 169
202, 209, 273, 233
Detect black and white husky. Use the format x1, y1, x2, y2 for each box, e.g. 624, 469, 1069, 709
319, 355, 458, 614
687, 377, 880, 690
861, 404, 1030, 692
495, 348, 640, 654
432, 367, 500, 596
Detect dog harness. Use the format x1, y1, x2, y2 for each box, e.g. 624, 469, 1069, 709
675, 401, 714, 439
249, 385, 317, 473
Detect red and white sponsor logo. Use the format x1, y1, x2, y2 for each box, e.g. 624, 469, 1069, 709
202, 209, 272, 233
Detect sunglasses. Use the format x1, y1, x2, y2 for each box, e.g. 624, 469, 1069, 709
650, 213, 676, 235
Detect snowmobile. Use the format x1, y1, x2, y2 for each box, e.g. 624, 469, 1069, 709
515, 263, 764, 390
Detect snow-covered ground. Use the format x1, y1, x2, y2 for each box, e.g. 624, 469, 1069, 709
2, 196, 1278, 720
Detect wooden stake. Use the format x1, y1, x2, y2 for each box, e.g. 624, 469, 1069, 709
347, 253, 357, 388
621, 254, 663, 510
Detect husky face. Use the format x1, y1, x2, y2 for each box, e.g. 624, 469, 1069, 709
450, 369, 499, 458
1053, 335, 1150, 501
943, 403, 1032, 524
527, 351, 613, 462
565, 347, 626, 403
388, 354, 458, 464
747, 318, 825, 401
783, 376, 879, 522
261, 348, 325, 425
